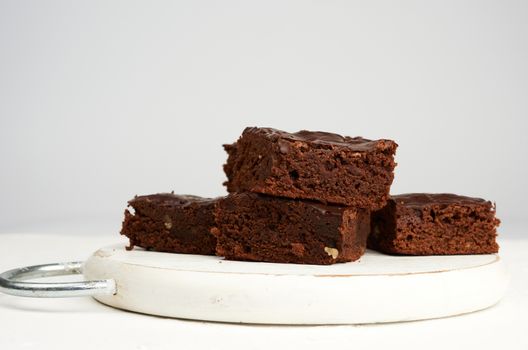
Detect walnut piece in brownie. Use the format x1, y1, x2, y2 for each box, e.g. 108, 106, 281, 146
223, 127, 397, 209
212, 192, 370, 265
368, 193, 500, 255
121, 193, 218, 255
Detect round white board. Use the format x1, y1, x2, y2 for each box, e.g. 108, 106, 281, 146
83, 244, 509, 325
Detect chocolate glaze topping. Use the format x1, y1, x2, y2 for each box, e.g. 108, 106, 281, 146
392, 193, 490, 209
130, 193, 218, 208
237, 192, 347, 216
242, 127, 397, 151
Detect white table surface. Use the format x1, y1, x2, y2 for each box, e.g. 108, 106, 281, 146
1, 223, 526, 350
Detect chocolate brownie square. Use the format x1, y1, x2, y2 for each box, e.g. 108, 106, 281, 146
368, 193, 500, 255
212, 192, 370, 265
121, 193, 218, 255
223, 127, 397, 209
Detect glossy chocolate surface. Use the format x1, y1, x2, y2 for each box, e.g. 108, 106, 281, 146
242, 127, 396, 152
129, 193, 218, 208
392, 193, 489, 209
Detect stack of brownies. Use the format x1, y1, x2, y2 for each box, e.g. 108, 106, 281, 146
121, 127, 500, 265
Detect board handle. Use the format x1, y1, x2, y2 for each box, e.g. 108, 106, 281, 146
0, 262, 116, 298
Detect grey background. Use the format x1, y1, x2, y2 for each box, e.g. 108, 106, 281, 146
0, 0, 526, 233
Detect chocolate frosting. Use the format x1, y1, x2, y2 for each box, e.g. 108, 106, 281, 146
236, 192, 348, 216
242, 127, 397, 152
392, 193, 490, 209
130, 193, 218, 208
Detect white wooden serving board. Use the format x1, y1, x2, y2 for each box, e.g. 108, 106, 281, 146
83, 244, 509, 325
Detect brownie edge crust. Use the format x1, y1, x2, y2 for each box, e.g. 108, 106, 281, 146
212, 192, 371, 265
120, 193, 219, 255
368, 193, 500, 255
223, 127, 397, 209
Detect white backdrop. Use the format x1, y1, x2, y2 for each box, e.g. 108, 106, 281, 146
0, 0, 527, 233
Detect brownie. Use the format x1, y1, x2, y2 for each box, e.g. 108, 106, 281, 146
368, 193, 500, 255
223, 127, 397, 209
120, 193, 218, 255
211, 192, 371, 265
